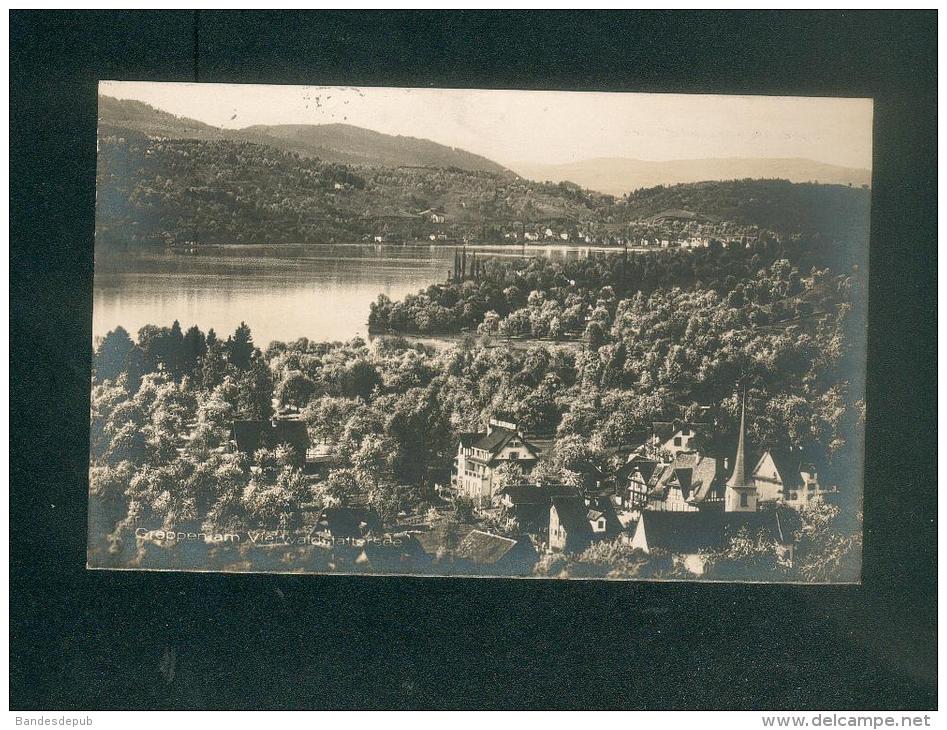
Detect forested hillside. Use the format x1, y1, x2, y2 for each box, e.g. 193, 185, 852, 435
238, 123, 510, 174
95, 134, 618, 245
98, 95, 226, 140
622, 179, 871, 244
96, 95, 872, 249
96, 134, 872, 251
513, 157, 871, 195
98, 95, 509, 173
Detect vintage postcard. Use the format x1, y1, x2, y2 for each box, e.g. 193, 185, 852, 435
88, 82, 870, 581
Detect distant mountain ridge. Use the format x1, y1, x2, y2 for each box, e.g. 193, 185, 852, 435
97, 95, 223, 139
98, 95, 510, 175
236, 124, 510, 174
510, 157, 872, 195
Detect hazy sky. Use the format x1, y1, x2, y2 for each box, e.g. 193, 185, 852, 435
100, 81, 873, 169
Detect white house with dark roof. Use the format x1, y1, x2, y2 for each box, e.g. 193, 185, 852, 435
452, 417, 541, 506
650, 419, 706, 458
752, 449, 827, 506
548, 494, 623, 553
495, 483, 581, 532
548, 496, 593, 553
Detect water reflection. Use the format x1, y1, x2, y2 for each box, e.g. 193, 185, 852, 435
93, 243, 619, 345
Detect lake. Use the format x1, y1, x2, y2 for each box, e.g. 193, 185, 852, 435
93, 243, 622, 346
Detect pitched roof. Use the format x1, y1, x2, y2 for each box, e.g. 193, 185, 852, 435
727, 392, 749, 488
551, 496, 592, 537
648, 452, 723, 504
588, 494, 623, 535
414, 522, 474, 557
459, 425, 540, 464
636, 509, 797, 555
472, 426, 517, 453
413, 525, 535, 567
355, 535, 431, 572
498, 483, 579, 505
652, 419, 709, 442
688, 456, 723, 503
458, 432, 480, 449
231, 419, 310, 456
523, 433, 555, 456
309, 507, 382, 538
618, 454, 659, 482
454, 530, 519, 565
758, 448, 820, 490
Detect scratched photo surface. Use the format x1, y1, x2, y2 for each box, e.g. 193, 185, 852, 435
88, 82, 871, 581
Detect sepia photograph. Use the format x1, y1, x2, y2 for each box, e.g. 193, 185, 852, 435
11, 8, 939, 718
88, 82, 872, 582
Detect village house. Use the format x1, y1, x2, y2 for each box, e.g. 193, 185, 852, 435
587, 494, 623, 538
418, 208, 447, 224
230, 418, 311, 465
629, 509, 796, 575
629, 392, 797, 573
495, 482, 581, 532
548, 494, 622, 553
414, 524, 538, 575
643, 452, 725, 512
751, 448, 828, 506
305, 506, 383, 543
548, 496, 593, 553
452, 417, 541, 507
651, 420, 705, 458
617, 454, 660, 511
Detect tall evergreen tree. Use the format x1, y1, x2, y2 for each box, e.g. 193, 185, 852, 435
226, 322, 255, 370
94, 326, 135, 383
182, 325, 207, 376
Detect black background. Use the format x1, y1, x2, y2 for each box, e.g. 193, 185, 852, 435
10, 11, 937, 710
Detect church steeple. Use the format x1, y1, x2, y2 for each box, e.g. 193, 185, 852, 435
727, 387, 748, 489
725, 387, 757, 512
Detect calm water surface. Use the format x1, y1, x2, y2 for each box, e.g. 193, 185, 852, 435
93, 243, 615, 345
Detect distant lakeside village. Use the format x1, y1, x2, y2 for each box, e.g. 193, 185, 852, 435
160, 205, 771, 255
90, 97, 867, 581
356, 206, 770, 250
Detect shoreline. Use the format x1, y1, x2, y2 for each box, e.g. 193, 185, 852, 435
368, 331, 584, 352
96, 240, 647, 254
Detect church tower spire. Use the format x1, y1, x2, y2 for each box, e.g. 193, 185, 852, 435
725, 386, 757, 512
728, 387, 748, 489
